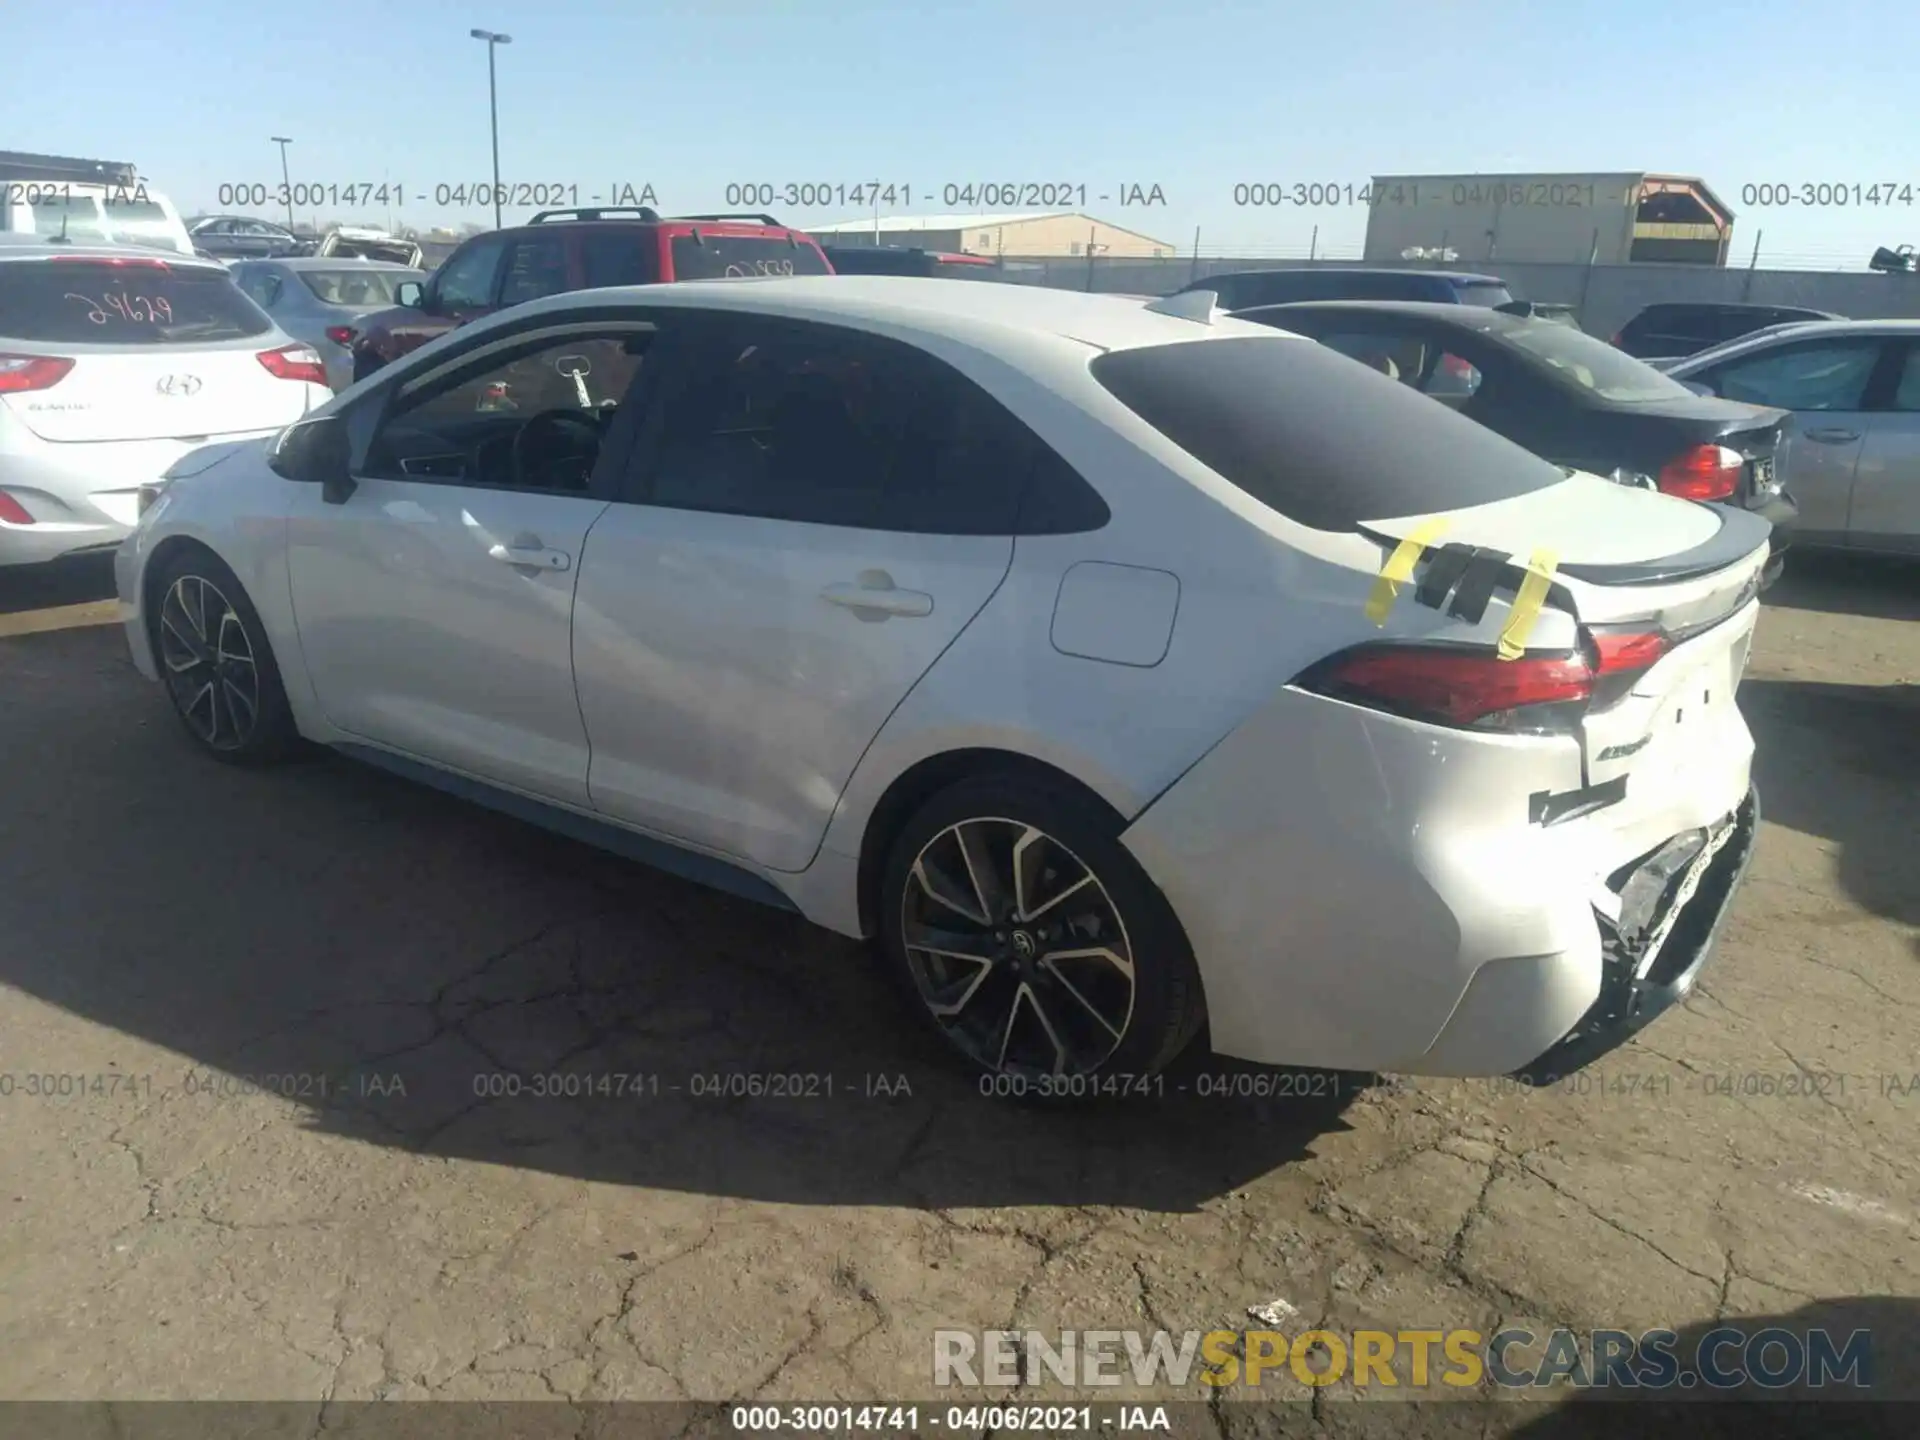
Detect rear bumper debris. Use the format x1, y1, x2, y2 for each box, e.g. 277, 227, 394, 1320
1512, 785, 1759, 1084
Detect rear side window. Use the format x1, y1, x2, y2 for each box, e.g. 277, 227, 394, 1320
104, 197, 186, 253
1450, 282, 1514, 307
299, 269, 413, 306
498, 235, 570, 305
642, 316, 1101, 534
1090, 335, 1564, 530
0, 260, 273, 344
667, 234, 831, 281
22, 194, 107, 243
580, 232, 653, 288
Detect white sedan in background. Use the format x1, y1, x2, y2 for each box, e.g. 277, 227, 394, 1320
115, 277, 1766, 1094
0, 236, 331, 567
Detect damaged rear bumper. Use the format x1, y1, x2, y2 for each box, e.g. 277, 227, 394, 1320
1511, 785, 1759, 1085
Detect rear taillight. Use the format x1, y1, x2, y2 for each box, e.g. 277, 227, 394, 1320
0, 354, 75, 393
257, 343, 328, 385
324, 325, 355, 347
1583, 626, 1671, 708
1657, 444, 1743, 501
1296, 643, 1594, 734
0, 491, 35, 525
1440, 353, 1474, 376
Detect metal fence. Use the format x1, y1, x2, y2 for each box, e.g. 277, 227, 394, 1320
983, 253, 1920, 337
348, 228, 1920, 337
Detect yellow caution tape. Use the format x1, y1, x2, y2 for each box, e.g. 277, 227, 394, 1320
1497, 548, 1560, 660
1363, 518, 1453, 626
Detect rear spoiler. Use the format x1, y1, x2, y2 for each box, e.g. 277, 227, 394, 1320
1354, 505, 1772, 628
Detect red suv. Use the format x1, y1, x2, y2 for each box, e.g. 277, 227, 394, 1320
348, 208, 832, 381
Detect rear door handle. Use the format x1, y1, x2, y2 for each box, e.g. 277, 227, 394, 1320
488, 541, 571, 572
1802, 426, 1860, 444
820, 575, 933, 618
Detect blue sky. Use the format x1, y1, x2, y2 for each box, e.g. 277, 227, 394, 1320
6, 0, 1917, 267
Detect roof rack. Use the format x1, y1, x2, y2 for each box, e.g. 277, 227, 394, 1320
674, 213, 786, 227
0, 150, 140, 187
528, 206, 662, 224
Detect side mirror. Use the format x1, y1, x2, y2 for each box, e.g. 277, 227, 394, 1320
395, 280, 426, 309
267, 414, 356, 504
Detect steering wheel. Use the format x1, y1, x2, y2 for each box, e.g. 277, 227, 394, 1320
511, 408, 604, 489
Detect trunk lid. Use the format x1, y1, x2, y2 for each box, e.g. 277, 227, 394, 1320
3, 343, 313, 443
0, 255, 310, 442
1360, 473, 1770, 802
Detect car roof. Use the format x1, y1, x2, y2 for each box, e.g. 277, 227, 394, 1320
1664, 317, 1920, 376
491, 274, 1297, 357
485, 215, 815, 242
0, 236, 219, 265
1632, 300, 1841, 318
1192, 267, 1506, 286
235, 255, 420, 273
1242, 299, 1507, 323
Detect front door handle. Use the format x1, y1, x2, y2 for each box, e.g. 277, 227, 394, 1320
821, 574, 933, 618
1802, 426, 1860, 444
488, 540, 571, 572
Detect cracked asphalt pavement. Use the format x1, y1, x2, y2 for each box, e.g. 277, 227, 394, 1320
1, 552, 1915, 1433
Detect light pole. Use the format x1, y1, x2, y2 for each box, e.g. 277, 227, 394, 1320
469, 29, 512, 229
270, 136, 294, 230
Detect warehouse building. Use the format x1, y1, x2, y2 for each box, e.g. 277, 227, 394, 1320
809, 211, 1176, 259
1363, 173, 1735, 266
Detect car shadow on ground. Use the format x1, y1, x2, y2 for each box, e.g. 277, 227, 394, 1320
0, 552, 117, 614
0, 625, 1361, 1213
1765, 551, 1920, 624
1500, 1295, 1918, 1438
1740, 676, 1919, 947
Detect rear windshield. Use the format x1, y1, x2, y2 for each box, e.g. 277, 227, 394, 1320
1493, 317, 1695, 402
1090, 335, 1564, 531
669, 233, 831, 281
0, 260, 273, 344
103, 198, 188, 253
327, 238, 417, 263
21, 194, 107, 244
1451, 282, 1514, 308
299, 269, 416, 306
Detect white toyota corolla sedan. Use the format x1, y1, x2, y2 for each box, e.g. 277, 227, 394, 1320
115, 276, 1766, 1092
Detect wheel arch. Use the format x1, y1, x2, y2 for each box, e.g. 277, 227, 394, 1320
141, 534, 235, 647
853, 746, 1128, 938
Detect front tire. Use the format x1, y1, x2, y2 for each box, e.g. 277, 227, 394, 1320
150, 550, 299, 765
878, 772, 1205, 1092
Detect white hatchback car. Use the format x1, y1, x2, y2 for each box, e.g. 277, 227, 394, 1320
0, 238, 331, 567
115, 277, 1766, 1091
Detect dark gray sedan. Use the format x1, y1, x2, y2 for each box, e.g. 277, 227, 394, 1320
227, 257, 427, 390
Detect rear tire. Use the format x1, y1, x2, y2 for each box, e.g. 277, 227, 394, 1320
149, 549, 299, 766
877, 771, 1206, 1098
